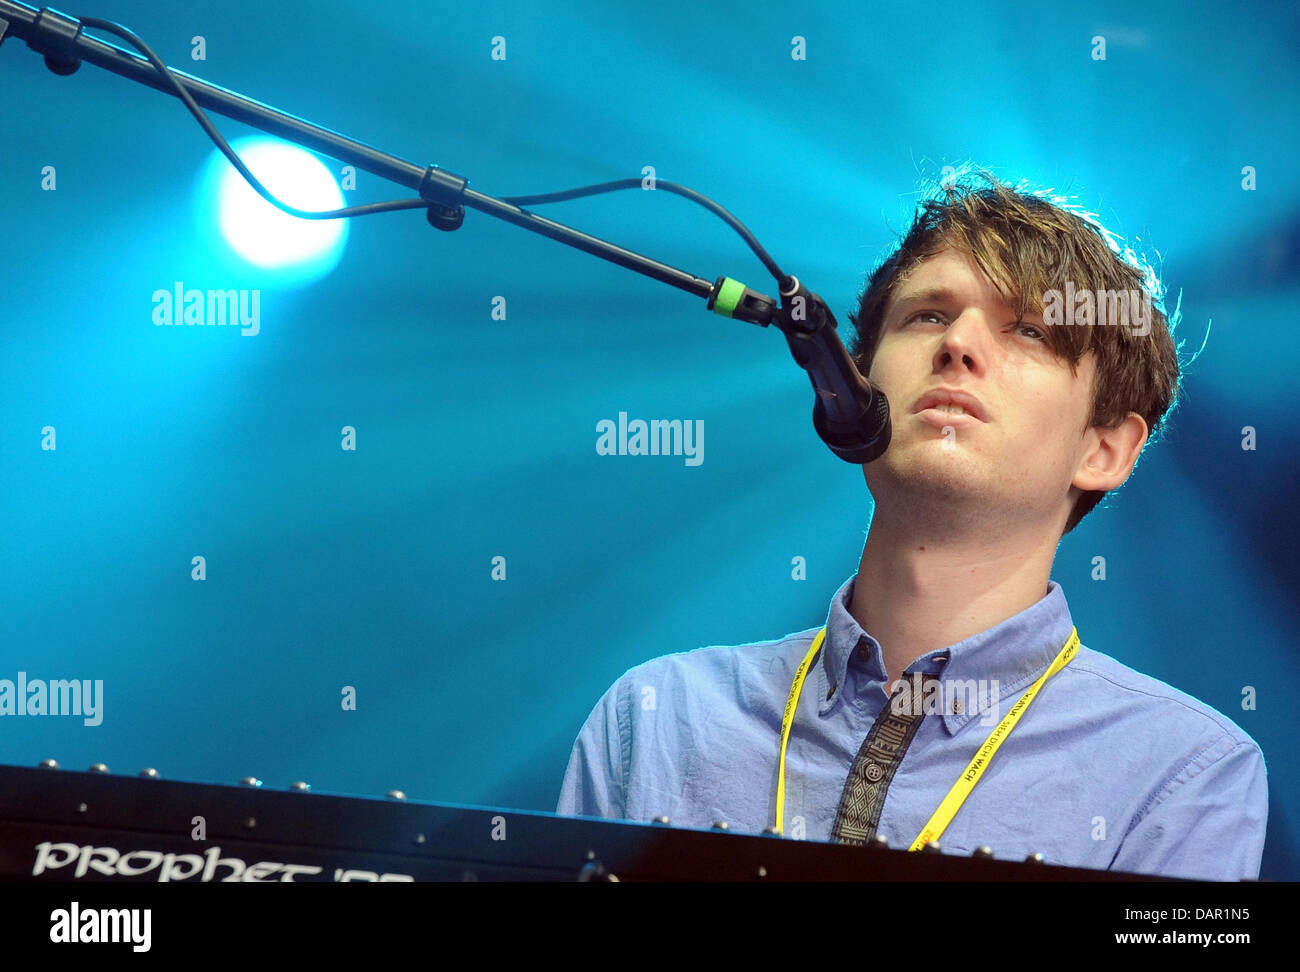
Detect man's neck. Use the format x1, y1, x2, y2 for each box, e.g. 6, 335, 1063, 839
848, 511, 1058, 689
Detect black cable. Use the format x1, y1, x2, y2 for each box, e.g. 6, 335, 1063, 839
76, 16, 789, 286
502, 179, 788, 285
77, 15, 431, 219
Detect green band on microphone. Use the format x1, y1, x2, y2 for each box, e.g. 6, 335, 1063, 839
711, 277, 747, 318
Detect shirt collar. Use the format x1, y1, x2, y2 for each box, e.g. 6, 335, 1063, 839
817, 572, 1076, 732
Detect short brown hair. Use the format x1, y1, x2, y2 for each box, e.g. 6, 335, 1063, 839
846, 167, 1183, 534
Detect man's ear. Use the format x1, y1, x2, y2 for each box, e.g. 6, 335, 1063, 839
1073, 412, 1149, 493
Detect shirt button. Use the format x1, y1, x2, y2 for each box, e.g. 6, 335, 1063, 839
951, 698, 964, 714
863, 762, 884, 783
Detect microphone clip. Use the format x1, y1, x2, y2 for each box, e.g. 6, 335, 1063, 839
774, 276, 892, 465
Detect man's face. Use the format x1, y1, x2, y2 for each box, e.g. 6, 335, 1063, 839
863, 245, 1099, 532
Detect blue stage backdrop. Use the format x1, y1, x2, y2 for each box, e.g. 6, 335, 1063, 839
1, 0, 1296, 880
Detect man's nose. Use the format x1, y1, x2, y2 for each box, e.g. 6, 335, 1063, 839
933, 312, 988, 371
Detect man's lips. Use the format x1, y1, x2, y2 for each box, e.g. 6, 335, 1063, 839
915, 408, 982, 429
911, 387, 988, 422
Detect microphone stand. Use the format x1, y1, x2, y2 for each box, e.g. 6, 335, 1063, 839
0, 1, 890, 463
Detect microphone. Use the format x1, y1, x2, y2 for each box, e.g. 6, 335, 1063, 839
707, 273, 891, 464
773, 276, 892, 464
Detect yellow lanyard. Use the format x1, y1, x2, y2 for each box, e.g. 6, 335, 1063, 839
775, 625, 1079, 847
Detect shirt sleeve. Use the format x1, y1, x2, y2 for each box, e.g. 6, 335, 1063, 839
556, 677, 629, 820
1110, 734, 1268, 881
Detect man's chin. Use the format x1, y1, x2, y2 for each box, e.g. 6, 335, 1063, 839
865, 449, 989, 504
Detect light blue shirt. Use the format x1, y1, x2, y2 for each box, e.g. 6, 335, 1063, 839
557, 573, 1268, 880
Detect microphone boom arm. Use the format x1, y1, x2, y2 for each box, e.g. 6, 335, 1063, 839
0, 1, 890, 463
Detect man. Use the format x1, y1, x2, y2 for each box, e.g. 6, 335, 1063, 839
555, 169, 1267, 881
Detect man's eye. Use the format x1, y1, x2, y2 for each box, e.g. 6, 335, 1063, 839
902, 312, 1045, 341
